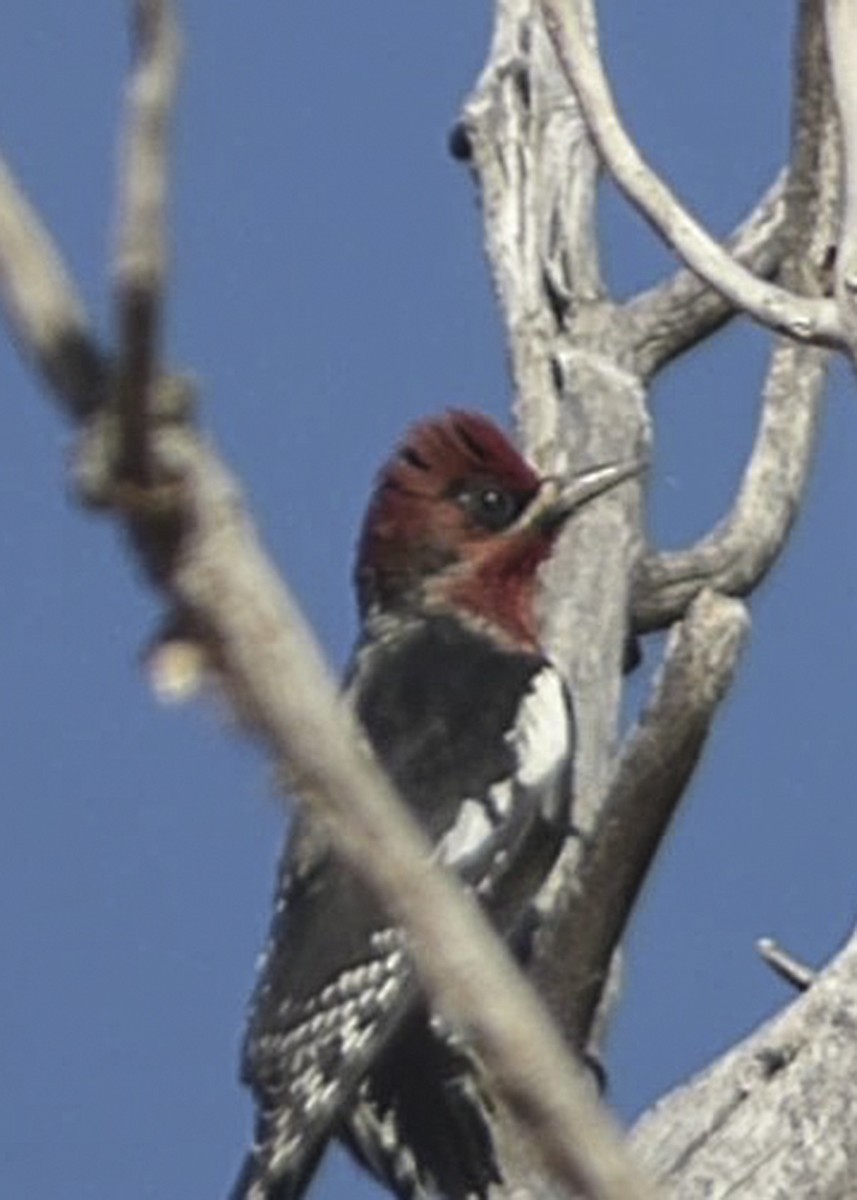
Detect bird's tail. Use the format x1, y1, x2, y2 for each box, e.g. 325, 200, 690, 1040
228, 1111, 327, 1200
341, 1006, 501, 1200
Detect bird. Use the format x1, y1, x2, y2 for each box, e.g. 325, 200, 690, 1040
231, 410, 637, 1200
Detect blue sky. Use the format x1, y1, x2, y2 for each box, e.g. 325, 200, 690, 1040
1, 4, 855, 1198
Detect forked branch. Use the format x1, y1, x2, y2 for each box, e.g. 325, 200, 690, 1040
634, 0, 837, 631
626, 174, 787, 378
539, 0, 842, 346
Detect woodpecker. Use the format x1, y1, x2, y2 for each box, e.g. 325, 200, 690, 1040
232, 411, 636, 1200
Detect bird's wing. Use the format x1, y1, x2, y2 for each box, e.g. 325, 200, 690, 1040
234, 616, 573, 1199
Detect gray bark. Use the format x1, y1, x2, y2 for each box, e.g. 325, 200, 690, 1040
459, 0, 857, 1195
0, 2, 854, 1197
632, 929, 857, 1199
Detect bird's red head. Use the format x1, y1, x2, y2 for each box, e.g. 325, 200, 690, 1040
355, 410, 626, 650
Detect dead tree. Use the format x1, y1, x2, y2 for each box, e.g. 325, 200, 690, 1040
0, 2, 854, 1197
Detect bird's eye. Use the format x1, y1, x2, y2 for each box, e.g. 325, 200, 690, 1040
455, 482, 521, 531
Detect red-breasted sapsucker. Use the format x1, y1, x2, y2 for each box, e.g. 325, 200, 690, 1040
231, 412, 636, 1200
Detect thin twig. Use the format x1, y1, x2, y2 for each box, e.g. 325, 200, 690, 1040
113, 0, 181, 484
539, 0, 842, 347
757, 938, 816, 992
0, 159, 105, 417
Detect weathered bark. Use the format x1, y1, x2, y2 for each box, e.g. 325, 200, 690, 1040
459, 0, 857, 1195
1, 1, 856, 1197
632, 926, 857, 1199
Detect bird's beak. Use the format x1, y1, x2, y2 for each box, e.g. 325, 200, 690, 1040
521, 457, 644, 534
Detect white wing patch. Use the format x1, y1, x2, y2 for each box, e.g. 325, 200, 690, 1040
437, 798, 493, 866
507, 667, 570, 790
436, 668, 569, 870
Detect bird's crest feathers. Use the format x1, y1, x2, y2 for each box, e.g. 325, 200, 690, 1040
355, 411, 544, 631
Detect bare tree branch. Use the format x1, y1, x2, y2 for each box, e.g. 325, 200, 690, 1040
632, 926, 857, 1198
0, 159, 105, 416
633, 0, 838, 632
504, 17, 842, 1138
457, 6, 655, 1187
632, 338, 826, 632
546, 590, 749, 1047
113, 0, 181, 485
462, 0, 649, 834
459, 0, 607, 452
4, 3, 851, 1196
539, 0, 842, 347
626, 174, 787, 379
825, 0, 857, 356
